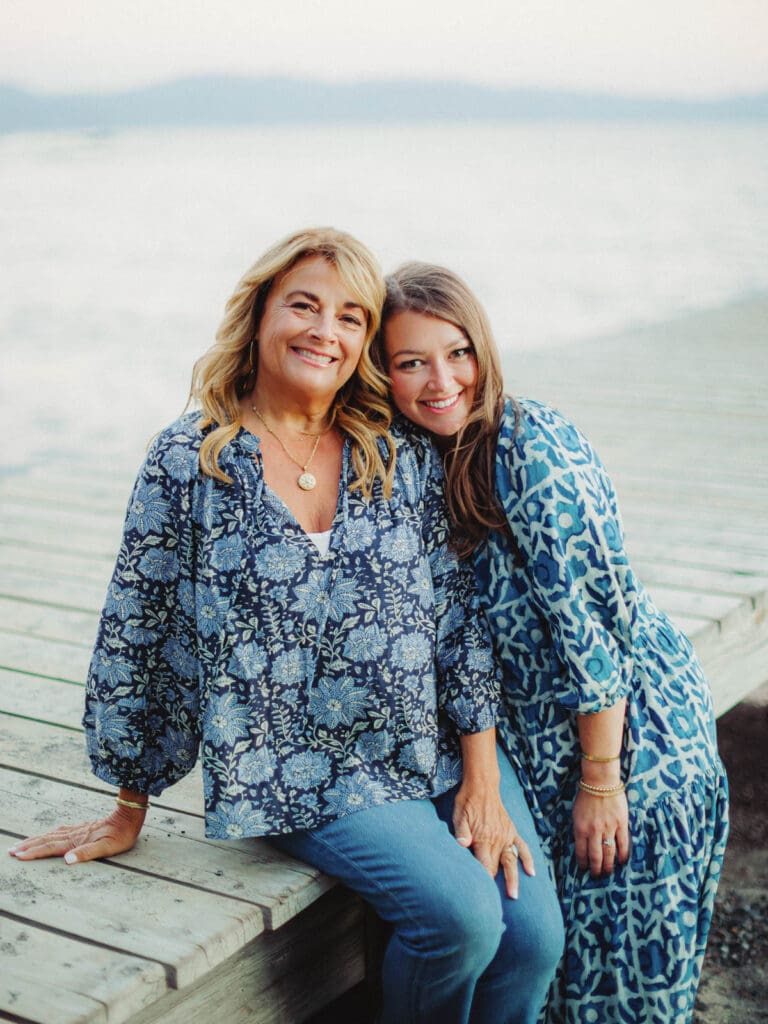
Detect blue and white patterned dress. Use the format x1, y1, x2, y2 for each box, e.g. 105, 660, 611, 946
474, 398, 728, 1024
84, 414, 500, 839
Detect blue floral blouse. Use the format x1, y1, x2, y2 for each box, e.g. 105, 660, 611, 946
84, 414, 500, 840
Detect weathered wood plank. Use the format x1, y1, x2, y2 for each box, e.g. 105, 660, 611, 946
0, 916, 168, 1024
619, 504, 767, 547
625, 538, 768, 576
0, 596, 99, 645
0, 480, 127, 515
633, 560, 768, 605
617, 482, 768, 513
0, 714, 205, 819
1, 770, 332, 930
0, 849, 265, 989
0, 566, 109, 614
620, 487, 766, 515
0, 543, 114, 582
0, 634, 91, 683
700, 616, 768, 717
126, 887, 366, 1024
0, 519, 121, 557
640, 585, 749, 631
0, 521, 120, 559
0, 667, 86, 726
0, 501, 125, 533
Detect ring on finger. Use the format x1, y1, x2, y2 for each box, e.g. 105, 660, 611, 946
601, 838, 616, 848
503, 843, 519, 858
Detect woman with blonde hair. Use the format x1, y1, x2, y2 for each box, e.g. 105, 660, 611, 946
10, 229, 564, 1024
377, 261, 728, 1024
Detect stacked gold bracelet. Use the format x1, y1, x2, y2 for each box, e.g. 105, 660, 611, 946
578, 779, 626, 798
115, 796, 151, 811
581, 752, 621, 763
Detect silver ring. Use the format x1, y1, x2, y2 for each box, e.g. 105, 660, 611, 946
602, 839, 616, 848
503, 843, 519, 858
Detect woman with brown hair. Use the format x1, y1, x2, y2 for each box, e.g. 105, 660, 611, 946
377, 261, 728, 1024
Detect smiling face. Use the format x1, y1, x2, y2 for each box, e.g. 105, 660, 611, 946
254, 254, 369, 406
384, 310, 478, 444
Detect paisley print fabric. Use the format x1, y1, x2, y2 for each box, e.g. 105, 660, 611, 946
84, 414, 500, 839
474, 398, 728, 1024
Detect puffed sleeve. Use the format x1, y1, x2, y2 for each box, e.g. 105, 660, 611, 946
83, 420, 201, 794
497, 399, 635, 714
407, 429, 501, 734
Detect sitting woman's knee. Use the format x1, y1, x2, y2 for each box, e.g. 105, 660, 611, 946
497, 891, 565, 977
428, 875, 505, 970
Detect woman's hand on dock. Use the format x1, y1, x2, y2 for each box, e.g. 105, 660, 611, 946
8, 805, 146, 865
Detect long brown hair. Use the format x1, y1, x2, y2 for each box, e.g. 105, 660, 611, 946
190, 227, 394, 497
375, 262, 516, 556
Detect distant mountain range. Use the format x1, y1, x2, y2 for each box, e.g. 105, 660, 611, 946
2, 76, 767, 132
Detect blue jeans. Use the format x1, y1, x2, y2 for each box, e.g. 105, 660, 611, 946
271, 749, 564, 1024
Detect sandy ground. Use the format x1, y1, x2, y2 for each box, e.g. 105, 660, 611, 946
693, 686, 768, 1023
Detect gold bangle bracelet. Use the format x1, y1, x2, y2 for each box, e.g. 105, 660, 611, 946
581, 752, 621, 763
115, 796, 150, 811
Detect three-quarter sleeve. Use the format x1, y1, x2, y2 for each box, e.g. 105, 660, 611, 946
83, 426, 201, 794
411, 435, 501, 734
496, 400, 635, 714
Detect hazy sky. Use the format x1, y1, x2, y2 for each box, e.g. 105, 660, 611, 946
2, 0, 766, 98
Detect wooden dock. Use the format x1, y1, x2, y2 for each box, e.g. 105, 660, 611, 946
2, 296, 767, 1023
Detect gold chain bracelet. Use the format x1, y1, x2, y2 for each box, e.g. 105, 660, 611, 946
578, 779, 626, 798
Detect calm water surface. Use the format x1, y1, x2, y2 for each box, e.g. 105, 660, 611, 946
2, 121, 767, 468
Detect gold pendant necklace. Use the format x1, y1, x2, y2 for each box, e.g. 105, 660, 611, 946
252, 407, 321, 491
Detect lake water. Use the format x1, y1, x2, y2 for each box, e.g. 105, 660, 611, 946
1, 121, 767, 469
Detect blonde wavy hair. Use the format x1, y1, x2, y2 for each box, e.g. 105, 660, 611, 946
375, 262, 516, 557
191, 227, 394, 496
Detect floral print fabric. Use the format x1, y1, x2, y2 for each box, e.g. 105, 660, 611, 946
84, 415, 500, 840
475, 398, 728, 1024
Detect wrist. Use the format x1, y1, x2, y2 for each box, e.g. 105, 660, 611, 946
580, 761, 622, 786
459, 765, 501, 788
459, 728, 500, 786
115, 789, 150, 814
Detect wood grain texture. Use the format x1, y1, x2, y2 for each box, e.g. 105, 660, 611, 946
0, 917, 167, 1024
0, 295, 765, 1022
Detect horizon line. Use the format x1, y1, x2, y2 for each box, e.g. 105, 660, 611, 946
3, 73, 767, 104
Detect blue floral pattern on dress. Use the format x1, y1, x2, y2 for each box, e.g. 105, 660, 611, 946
474, 398, 728, 1024
84, 414, 500, 839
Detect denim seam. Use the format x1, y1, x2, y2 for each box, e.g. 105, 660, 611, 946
302, 830, 434, 1023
